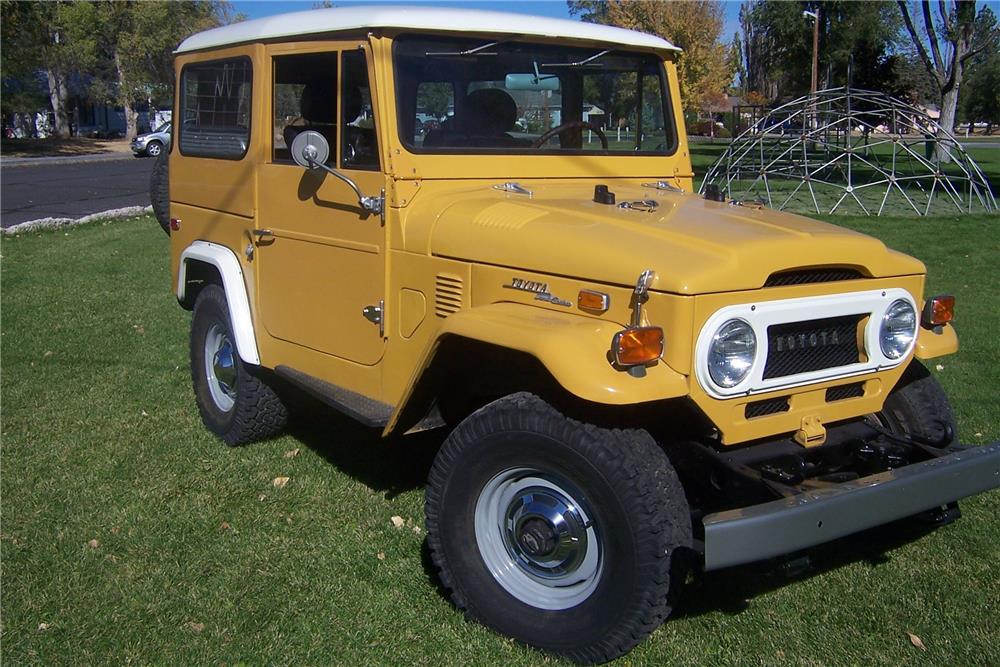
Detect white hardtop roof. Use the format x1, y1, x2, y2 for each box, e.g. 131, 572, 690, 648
175, 5, 679, 54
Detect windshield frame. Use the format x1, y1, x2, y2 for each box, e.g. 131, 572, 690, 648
392, 34, 678, 158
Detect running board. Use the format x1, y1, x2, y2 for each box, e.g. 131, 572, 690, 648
275, 365, 393, 427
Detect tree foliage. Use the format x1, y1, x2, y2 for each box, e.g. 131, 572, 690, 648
738, 1, 904, 103
600, 1, 732, 113
1, 1, 233, 139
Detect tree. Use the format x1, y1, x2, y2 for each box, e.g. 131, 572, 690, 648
897, 1, 999, 158
603, 1, 733, 113
960, 48, 1000, 134
739, 1, 904, 104
82, 1, 231, 141
1, 1, 97, 138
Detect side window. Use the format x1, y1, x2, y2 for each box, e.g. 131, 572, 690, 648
272, 52, 338, 164
180, 58, 252, 159
341, 50, 379, 170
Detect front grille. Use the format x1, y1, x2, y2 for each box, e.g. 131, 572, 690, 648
826, 382, 865, 402
745, 396, 790, 419
763, 314, 863, 380
764, 268, 863, 287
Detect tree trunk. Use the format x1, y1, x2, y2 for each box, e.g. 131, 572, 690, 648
114, 49, 139, 142
45, 69, 71, 139
935, 85, 960, 163
123, 102, 139, 142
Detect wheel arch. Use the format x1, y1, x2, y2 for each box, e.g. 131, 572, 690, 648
177, 241, 260, 366
384, 302, 690, 436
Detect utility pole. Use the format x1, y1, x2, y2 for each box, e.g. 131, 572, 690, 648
803, 7, 820, 145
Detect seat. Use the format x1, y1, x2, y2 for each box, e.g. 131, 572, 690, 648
283, 80, 337, 156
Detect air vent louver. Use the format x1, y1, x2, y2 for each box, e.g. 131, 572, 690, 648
435, 274, 464, 317
765, 268, 863, 287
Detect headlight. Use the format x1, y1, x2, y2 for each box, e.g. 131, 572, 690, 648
880, 299, 917, 359
708, 319, 756, 388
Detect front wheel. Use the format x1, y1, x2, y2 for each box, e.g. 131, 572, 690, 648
145, 140, 163, 157
872, 360, 956, 447
190, 285, 287, 445
425, 393, 692, 664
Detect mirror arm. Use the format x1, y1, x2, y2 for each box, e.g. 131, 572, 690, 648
307, 158, 383, 216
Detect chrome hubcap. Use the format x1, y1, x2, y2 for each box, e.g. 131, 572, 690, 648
475, 467, 602, 610
204, 324, 236, 412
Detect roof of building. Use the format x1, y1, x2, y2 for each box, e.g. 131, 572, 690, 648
175, 5, 679, 54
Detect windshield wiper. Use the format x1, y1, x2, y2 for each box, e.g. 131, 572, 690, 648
540, 49, 612, 68
426, 40, 503, 57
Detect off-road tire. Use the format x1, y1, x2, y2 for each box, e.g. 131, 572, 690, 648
150, 150, 169, 235
190, 285, 287, 445
875, 360, 957, 447
425, 392, 692, 664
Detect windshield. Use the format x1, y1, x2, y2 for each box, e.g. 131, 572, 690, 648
394, 36, 676, 155
154, 122, 172, 133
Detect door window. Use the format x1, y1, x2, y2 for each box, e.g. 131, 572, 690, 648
272, 52, 338, 164
341, 50, 379, 170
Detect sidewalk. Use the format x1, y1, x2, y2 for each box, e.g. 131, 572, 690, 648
2, 152, 135, 167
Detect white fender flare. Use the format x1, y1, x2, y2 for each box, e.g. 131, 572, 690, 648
177, 241, 260, 365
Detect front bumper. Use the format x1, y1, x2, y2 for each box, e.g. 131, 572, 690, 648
130, 141, 146, 155
702, 441, 1000, 570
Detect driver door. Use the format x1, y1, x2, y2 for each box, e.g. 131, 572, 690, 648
255, 43, 385, 366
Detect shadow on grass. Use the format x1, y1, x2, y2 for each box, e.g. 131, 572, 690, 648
674, 518, 941, 618
282, 389, 444, 500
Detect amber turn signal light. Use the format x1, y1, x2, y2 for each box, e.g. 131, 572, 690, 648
612, 326, 664, 366
578, 289, 610, 313
922, 295, 955, 327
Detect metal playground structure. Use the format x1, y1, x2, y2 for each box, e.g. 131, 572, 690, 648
701, 87, 997, 216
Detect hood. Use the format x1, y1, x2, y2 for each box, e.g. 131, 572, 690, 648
417, 182, 924, 294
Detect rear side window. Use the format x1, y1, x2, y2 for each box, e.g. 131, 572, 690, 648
180, 58, 252, 159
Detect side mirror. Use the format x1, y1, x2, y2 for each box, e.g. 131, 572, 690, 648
288, 130, 383, 217
290, 130, 330, 169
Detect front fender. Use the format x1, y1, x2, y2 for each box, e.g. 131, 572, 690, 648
384, 302, 689, 434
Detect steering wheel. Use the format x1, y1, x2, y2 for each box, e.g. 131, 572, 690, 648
531, 120, 608, 149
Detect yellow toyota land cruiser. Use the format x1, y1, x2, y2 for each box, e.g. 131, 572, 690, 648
163, 6, 1000, 663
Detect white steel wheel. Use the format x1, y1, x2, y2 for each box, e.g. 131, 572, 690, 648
474, 467, 602, 610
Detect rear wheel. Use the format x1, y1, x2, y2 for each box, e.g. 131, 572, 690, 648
425, 393, 692, 664
149, 150, 169, 235
190, 285, 287, 445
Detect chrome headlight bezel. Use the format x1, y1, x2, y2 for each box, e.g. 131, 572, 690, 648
879, 298, 917, 360
707, 318, 757, 389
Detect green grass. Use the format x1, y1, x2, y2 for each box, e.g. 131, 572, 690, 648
2, 200, 999, 665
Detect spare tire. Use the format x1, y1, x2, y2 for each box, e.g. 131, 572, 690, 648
150, 150, 170, 235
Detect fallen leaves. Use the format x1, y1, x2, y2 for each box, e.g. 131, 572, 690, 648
184, 621, 205, 633
219, 521, 230, 531
935, 364, 945, 371
283, 448, 300, 459
272, 476, 290, 489
37, 622, 50, 632
907, 631, 927, 651
376, 552, 386, 560
87, 539, 99, 549
390, 516, 405, 529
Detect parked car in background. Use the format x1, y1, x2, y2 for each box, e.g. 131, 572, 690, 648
131, 122, 172, 157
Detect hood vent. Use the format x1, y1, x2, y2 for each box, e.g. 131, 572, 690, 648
765, 267, 864, 288
435, 273, 464, 317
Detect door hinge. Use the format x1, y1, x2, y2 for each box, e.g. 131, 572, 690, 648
362, 299, 384, 337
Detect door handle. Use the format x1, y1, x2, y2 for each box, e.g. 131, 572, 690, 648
252, 229, 273, 238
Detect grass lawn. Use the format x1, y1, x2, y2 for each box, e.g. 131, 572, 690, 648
3, 200, 999, 662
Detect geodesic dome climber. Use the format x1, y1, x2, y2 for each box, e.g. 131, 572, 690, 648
701, 87, 997, 216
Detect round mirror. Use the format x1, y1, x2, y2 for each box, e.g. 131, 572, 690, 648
290, 130, 330, 169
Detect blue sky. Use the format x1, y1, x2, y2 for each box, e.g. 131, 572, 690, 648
231, 0, 744, 41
